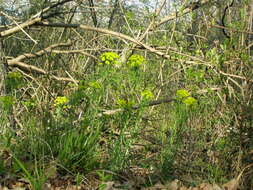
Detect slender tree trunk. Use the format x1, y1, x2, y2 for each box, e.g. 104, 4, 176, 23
0, 40, 6, 97
248, 0, 253, 54
108, 0, 119, 29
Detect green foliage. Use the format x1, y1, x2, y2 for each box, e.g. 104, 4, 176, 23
22, 99, 36, 110
97, 171, 113, 190
12, 155, 47, 190
68, 86, 88, 106
5, 71, 24, 91
0, 96, 15, 111
57, 126, 100, 173
88, 81, 102, 89
186, 67, 205, 82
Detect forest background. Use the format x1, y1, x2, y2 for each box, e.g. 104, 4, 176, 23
0, 0, 253, 189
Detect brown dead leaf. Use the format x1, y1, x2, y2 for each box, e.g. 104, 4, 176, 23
222, 179, 238, 190
198, 183, 223, 190
41, 183, 51, 190
12, 188, 26, 190
0, 186, 9, 190
149, 182, 164, 190
9, 181, 27, 190
199, 183, 213, 190
141, 182, 169, 190
164, 179, 180, 190
102, 181, 115, 190
188, 187, 200, 190
66, 185, 81, 190
179, 186, 188, 190
212, 184, 223, 190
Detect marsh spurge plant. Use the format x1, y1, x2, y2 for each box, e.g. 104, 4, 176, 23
176, 89, 197, 106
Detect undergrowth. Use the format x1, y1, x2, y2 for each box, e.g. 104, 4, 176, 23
1, 47, 252, 190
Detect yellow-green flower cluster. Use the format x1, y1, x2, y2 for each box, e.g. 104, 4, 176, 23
176, 89, 190, 100
141, 90, 154, 100
117, 99, 134, 108
99, 52, 120, 65
176, 89, 197, 106
182, 97, 197, 106
53, 96, 69, 108
126, 54, 146, 68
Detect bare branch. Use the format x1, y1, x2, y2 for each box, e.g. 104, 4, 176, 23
4, 43, 95, 83
7, 60, 77, 83
0, 11, 38, 44
210, 24, 253, 35
51, 50, 98, 60
7, 61, 47, 74
100, 97, 176, 116
35, 22, 206, 63
100, 87, 222, 116
0, 17, 42, 37
11, 42, 72, 62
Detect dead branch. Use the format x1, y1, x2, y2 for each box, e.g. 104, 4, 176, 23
0, 0, 207, 64
4, 41, 98, 83
11, 42, 72, 62
51, 75, 77, 83
51, 50, 98, 60
100, 97, 175, 116
2, 19, 204, 62
0, 0, 209, 40
210, 24, 253, 35
100, 87, 222, 116
7, 60, 76, 83
5, 42, 93, 83
35, 22, 205, 63
7, 61, 47, 74
0, 17, 42, 37
77, 25, 204, 63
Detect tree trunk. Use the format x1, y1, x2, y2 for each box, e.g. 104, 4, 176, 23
0, 40, 6, 97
